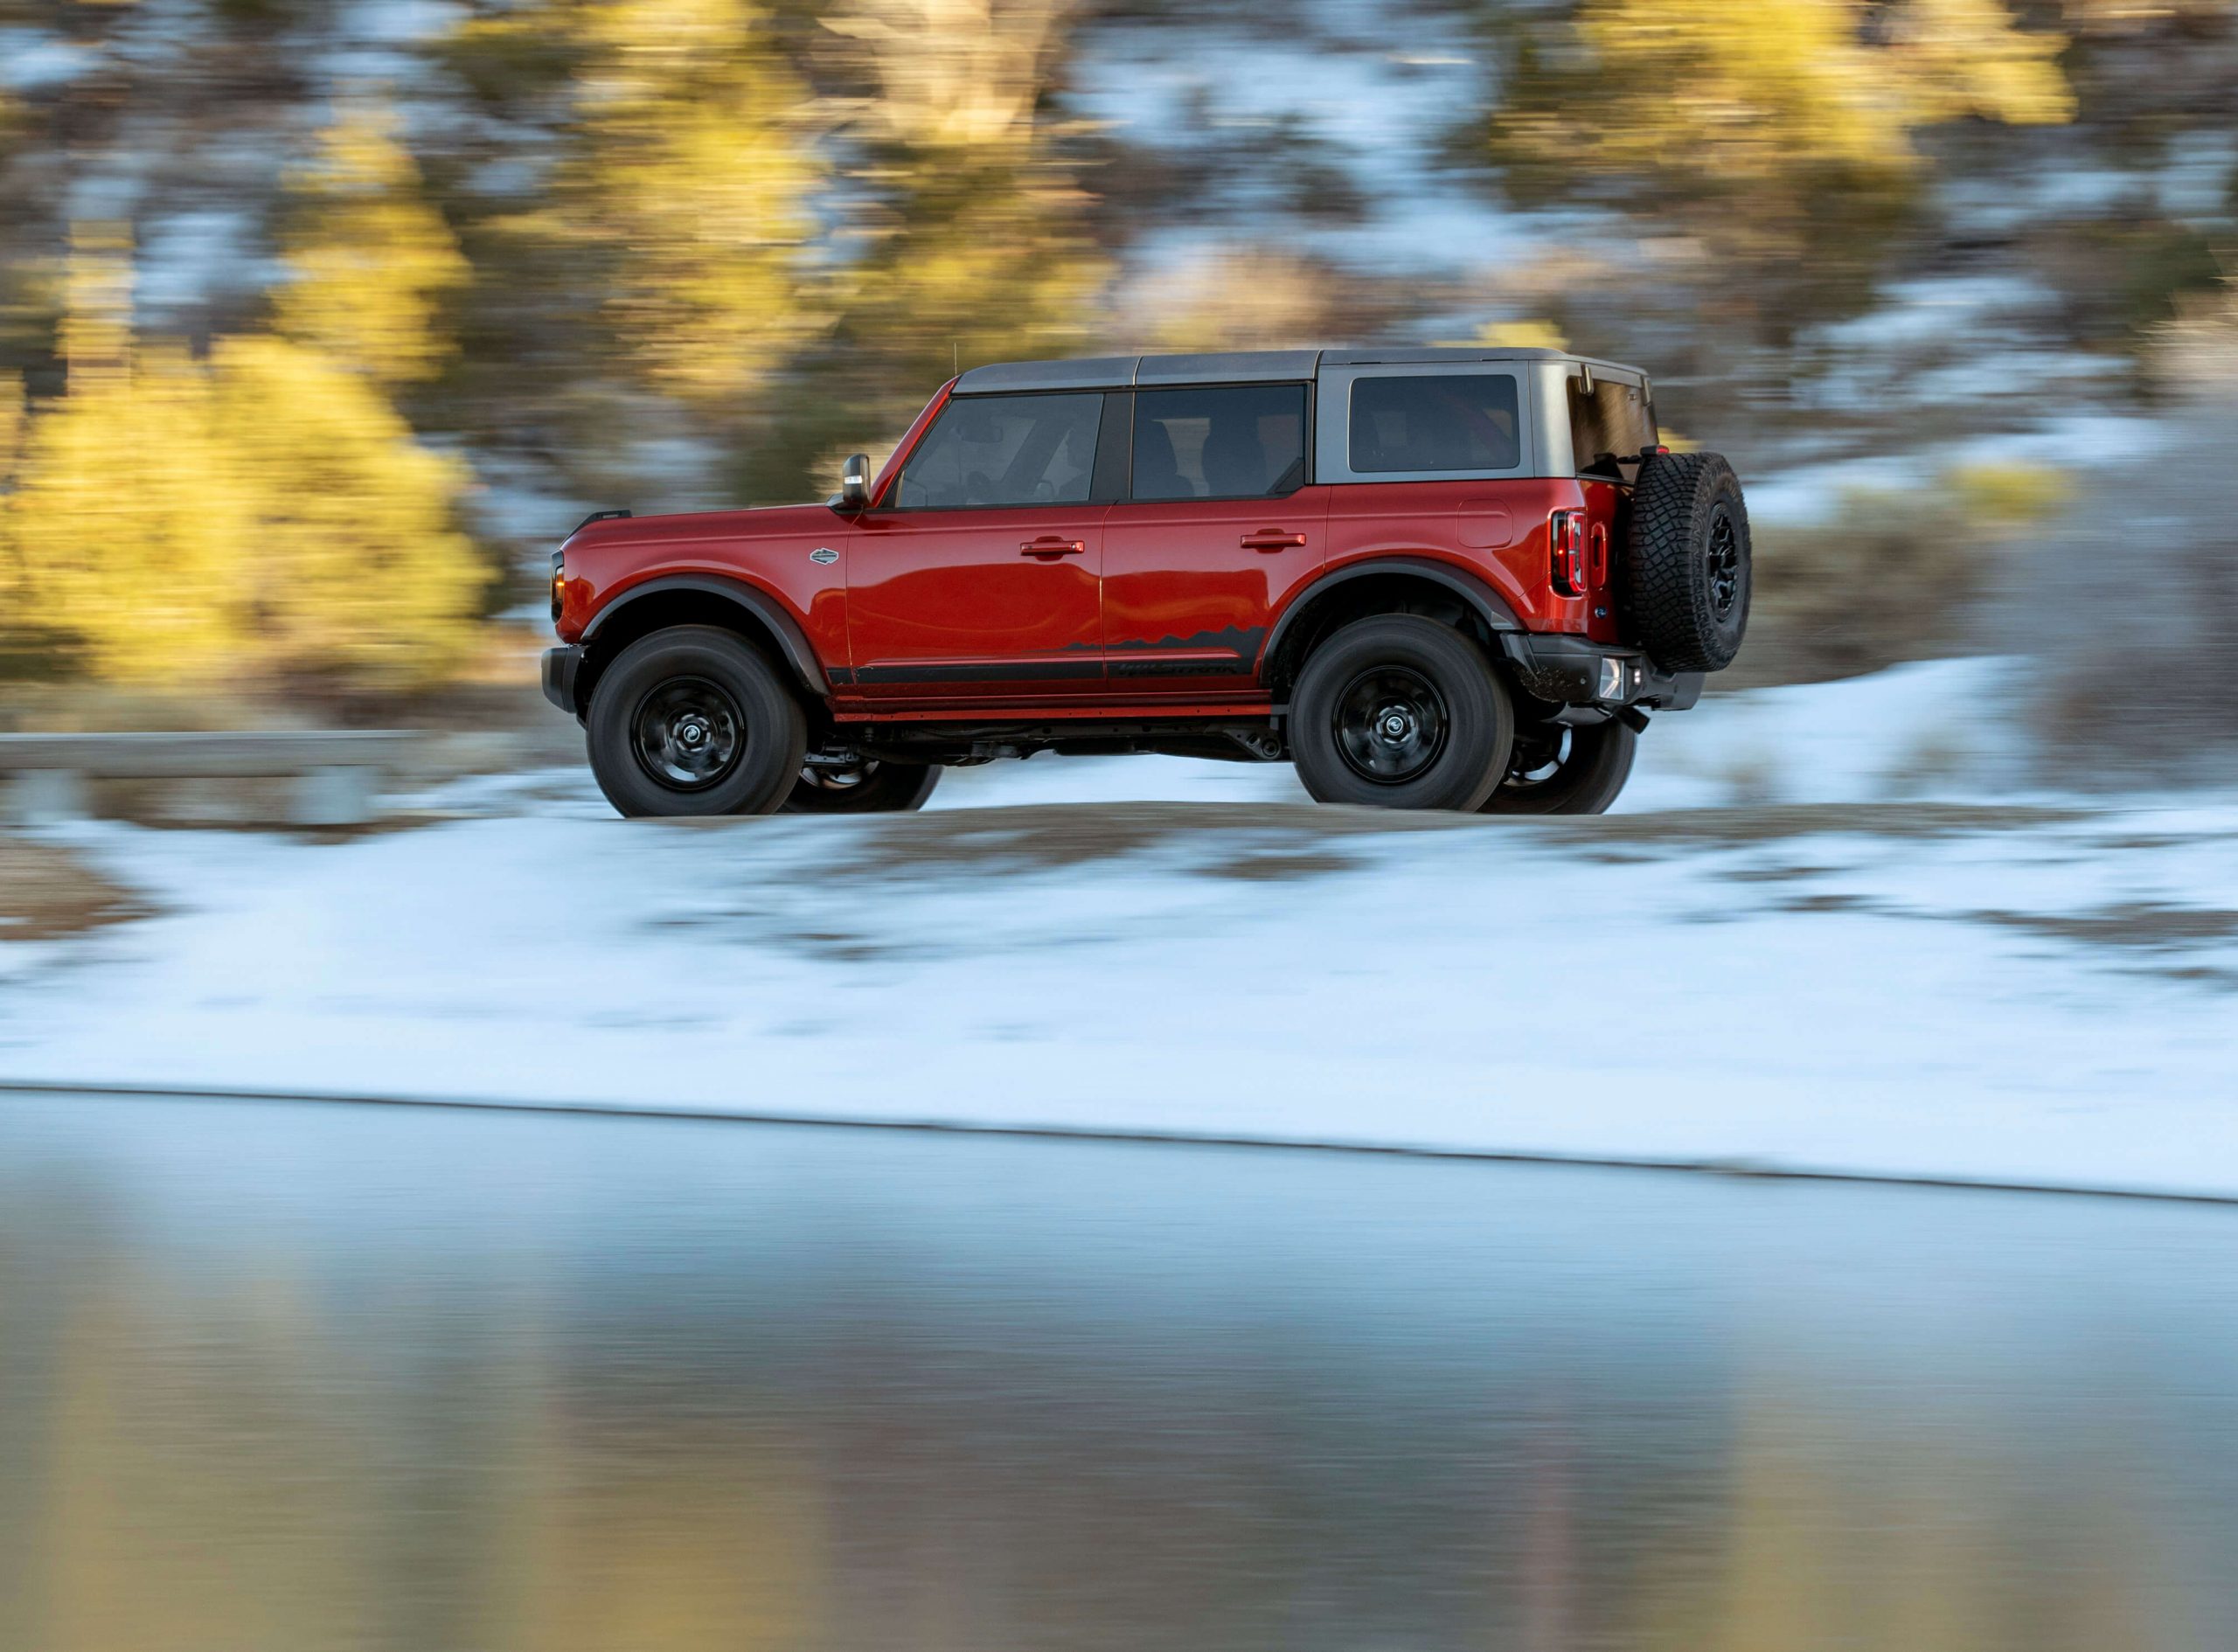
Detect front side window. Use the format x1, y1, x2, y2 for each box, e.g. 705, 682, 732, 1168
1132, 385, 1308, 502
1349, 374, 1520, 474
892, 392, 1104, 509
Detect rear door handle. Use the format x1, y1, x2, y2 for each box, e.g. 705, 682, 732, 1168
1019, 537, 1087, 558
1241, 530, 1308, 552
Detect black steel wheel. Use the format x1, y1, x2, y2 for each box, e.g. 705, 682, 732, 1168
586, 626, 806, 817
1480, 718, 1638, 816
1332, 666, 1449, 784
631, 677, 744, 791
1290, 614, 1512, 810
782, 758, 942, 814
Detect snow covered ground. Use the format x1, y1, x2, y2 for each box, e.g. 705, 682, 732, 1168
3, 659, 2235, 1199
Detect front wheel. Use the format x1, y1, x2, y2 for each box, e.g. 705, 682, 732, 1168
1480, 718, 1637, 816
1289, 615, 1514, 810
586, 626, 808, 817
783, 759, 941, 814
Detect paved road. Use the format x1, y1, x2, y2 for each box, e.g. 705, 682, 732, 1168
3, 1090, 2236, 1652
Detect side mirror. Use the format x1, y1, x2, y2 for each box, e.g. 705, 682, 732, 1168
839, 454, 872, 511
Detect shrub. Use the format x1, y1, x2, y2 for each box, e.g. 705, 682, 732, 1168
1732, 462, 2066, 686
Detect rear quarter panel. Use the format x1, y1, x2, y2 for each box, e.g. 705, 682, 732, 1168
1321, 478, 1592, 635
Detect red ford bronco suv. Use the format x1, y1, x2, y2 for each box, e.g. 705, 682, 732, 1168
543, 348, 1750, 816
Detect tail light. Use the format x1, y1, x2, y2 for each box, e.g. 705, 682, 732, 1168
1549, 510, 1587, 597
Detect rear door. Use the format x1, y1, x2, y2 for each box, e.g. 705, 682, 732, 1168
845, 391, 1112, 705
1099, 382, 1325, 696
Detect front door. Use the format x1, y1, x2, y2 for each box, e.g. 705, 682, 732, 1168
1099, 382, 1325, 696
844, 391, 1111, 705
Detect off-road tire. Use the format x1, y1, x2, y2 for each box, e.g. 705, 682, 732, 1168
1624, 450, 1750, 671
783, 760, 941, 814
587, 625, 808, 817
1290, 614, 1514, 810
1480, 718, 1637, 816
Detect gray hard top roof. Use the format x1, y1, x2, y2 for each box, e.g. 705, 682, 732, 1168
951, 346, 1644, 395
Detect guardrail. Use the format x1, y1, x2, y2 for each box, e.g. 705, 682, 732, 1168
0, 732, 420, 827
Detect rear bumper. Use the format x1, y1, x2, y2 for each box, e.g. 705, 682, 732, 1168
1498, 634, 1704, 713
542, 645, 584, 717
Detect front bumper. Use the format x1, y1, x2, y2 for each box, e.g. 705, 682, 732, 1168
1498, 635, 1703, 714
542, 645, 585, 717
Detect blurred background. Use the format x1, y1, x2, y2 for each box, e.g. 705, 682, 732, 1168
7, 7, 2238, 1652
0, 0, 2232, 767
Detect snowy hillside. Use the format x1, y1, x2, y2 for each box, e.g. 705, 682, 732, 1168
4, 660, 2235, 1199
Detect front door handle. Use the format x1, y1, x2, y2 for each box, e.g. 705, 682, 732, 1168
1241, 530, 1308, 552
1019, 537, 1087, 559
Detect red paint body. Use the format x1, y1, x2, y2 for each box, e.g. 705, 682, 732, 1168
555, 382, 1622, 719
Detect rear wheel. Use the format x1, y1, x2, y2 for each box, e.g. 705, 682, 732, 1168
783, 758, 941, 814
1290, 615, 1513, 810
587, 626, 807, 817
1481, 718, 1637, 816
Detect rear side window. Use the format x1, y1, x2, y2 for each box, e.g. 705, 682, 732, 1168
1567, 376, 1656, 469
893, 392, 1103, 509
1349, 374, 1520, 474
1132, 385, 1308, 502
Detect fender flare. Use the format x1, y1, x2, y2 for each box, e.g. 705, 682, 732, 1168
1259, 556, 1524, 684
581, 573, 832, 700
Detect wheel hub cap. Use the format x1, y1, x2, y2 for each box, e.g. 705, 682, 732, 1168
1334, 667, 1449, 785
631, 677, 745, 791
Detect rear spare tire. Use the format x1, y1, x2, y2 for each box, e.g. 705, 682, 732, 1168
1290, 614, 1514, 811
1623, 450, 1750, 671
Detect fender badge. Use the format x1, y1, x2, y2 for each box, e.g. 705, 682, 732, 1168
810, 546, 838, 565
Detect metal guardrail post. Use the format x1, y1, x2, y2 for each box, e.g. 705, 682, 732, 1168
295, 766, 375, 827
8, 768, 88, 825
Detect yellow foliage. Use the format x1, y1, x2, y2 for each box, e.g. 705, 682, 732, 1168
275, 99, 471, 387
7, 335, 486, 689
823, 0, 1069, 152
1948, 460, 2069, 524
1115, 249, 1335, 352
847, 173, 1106, 370
1473, 320, 1571, 351
0, 372, 24, 608
817, 0, 1105, 368
1500, 0, 2072, 184
495, 0, 820, 405
59, 222, 135, 388
4, 236, 488, 691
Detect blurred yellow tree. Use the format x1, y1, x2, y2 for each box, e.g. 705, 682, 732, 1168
1, 143, 488, 692
275, 100, 472, 388
1490, 0, 2075, 333
822, 0, 1106, 369
455, 0, 820, 408
1499, 0, 2071, 184
725, 0, 1107, 498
